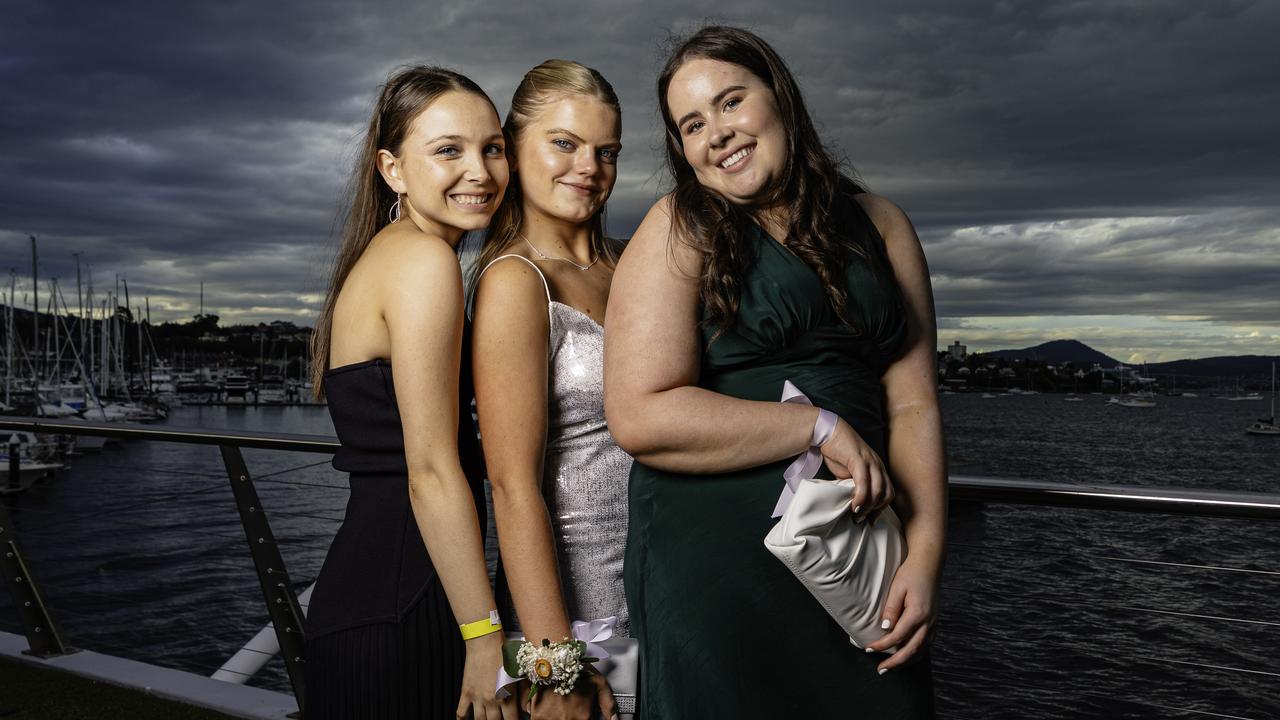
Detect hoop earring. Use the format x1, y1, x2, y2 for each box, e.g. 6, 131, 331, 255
389, 195, 402, 224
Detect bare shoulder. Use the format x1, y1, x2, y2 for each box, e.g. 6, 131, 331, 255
359, 227, 464, 314
853, 192, 916, 247
474, 253, 548, 311
621, 193, 700, 278
627, 193, 675, 247
472, 254, 549, 359
374, 226, 461, 273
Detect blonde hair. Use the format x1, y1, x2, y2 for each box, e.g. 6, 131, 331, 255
470, 60, 621, 292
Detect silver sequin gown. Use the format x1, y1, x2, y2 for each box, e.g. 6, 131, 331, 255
479, 254, 632, 637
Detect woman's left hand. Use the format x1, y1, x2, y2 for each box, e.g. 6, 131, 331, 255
863, 555, 939, 673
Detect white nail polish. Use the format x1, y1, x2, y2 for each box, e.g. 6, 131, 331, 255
852, 505, 861, 513
881, 618, 892, 630
878, 668, 887, 676
864, 646, 874, 653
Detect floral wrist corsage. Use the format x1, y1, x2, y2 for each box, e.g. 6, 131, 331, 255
502, 637, 597, 701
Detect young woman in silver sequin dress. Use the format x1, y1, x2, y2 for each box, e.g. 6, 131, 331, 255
470, 60, 628, 720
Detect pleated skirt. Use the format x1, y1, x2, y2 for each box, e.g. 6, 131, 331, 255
304, 578, 464, 719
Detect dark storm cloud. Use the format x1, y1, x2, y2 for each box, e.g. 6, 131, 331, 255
924, 208, 1280, 324
1, 0, 1277, 350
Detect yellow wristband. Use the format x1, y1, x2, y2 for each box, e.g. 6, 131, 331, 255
459, 610, 503, 641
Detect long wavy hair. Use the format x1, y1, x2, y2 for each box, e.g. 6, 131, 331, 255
469, 59, 621, 294
658, 26, 878, 335
311, 66, 492, 398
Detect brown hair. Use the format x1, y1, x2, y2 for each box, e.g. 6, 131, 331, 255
311, 66, 492, 398
470, 59, 621, 293
657, 26, 877, 336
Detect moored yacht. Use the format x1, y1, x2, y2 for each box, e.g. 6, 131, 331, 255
1245, 362, 1278, 436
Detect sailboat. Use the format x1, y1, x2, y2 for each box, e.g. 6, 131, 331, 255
1065, 373, 1084, 401
1109, 363, 1156, 407
1245, 362, 1278, 436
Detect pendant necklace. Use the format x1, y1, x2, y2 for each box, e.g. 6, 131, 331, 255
523, 236, 598, 271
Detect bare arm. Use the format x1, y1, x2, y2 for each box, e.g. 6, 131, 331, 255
604, 197, 819, 473
857, 194, 947, 670
862, 194, 948, 572
471, 259, 574, 641
380, 237, 501, 642
474, 258, 620, 719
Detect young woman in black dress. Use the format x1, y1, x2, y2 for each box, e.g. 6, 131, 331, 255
307, 66, 516, 720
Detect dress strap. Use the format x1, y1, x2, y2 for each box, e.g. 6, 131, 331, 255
476, 254, 552, 304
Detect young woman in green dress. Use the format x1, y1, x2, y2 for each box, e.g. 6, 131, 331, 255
604, 26, 945, 718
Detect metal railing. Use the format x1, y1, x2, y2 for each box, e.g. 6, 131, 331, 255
0, 415, 335, 715
3, 415, 1279, 718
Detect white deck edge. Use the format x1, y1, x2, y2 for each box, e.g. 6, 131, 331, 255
0, 631, 297, 719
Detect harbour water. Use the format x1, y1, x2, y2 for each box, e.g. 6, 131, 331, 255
1, 395, 1277, 718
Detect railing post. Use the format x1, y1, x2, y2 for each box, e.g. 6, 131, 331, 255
219, 445, 307, 712
0, 498, 73, 657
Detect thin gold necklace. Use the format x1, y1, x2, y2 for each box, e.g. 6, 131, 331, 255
523, 236, 598, 271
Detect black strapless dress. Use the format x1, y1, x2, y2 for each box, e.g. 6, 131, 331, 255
304, 347, 486, 719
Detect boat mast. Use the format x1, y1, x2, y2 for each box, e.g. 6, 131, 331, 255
74, 254, 83, 386
85, 264, 94, 395
5, 272, 13, 406
145, 297, 152, 394
29, 235, 38, 380
100, 298, 109, 397
122, 277, 132, 391
51, 280, 60, 389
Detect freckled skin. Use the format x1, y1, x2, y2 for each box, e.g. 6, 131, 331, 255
514, 95, 621, 230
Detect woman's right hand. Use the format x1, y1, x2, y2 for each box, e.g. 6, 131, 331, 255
527, 668, 618, 720
458, 634, 517, 720
819, 417, 894, 521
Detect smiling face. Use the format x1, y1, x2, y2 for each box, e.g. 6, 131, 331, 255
378, 90, 509, 241
665, 57, 787, 206
513, 93, 621, 226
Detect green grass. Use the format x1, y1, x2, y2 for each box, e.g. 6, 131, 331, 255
0, 656, 239, 719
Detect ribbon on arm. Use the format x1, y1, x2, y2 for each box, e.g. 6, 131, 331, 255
495, 615, 618, 697
775, 380, 839, 518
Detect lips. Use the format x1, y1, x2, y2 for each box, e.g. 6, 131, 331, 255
717, 144, 755, 170
559, 181, 599, 196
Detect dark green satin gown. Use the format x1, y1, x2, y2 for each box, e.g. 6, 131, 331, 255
624, 195, 936, 718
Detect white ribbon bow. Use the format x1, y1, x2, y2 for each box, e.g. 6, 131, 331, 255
495, 615, 617, 697
775, 380, 837, 518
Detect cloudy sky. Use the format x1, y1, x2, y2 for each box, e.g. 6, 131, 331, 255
2, 0, 1277, 362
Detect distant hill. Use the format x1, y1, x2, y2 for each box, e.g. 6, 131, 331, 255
1146, 355, 1280, 378
975, 339, 1277, 381
983, 340, 1118, 366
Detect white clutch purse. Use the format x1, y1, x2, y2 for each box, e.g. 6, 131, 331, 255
594, 636, 638, 718
764, 380, 905, 650
764, 477, 905, 649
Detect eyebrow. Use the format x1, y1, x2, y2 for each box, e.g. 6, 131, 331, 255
546, 128, 622, 148
675, 85, 746, 130
423, 133, 504, 145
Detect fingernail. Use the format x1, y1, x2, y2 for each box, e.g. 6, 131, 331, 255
852, 505, 861, 513
864, 646, 874, 653
881, 618, 892, 630
878, 668, 888, 676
